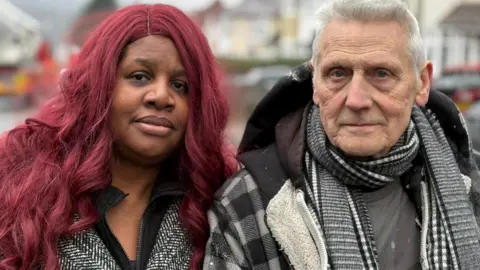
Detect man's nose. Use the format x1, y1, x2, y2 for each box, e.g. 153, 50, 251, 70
344, 73, 373, 110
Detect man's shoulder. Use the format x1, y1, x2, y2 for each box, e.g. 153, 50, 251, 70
214, 143, 289, 205
213, 167, 260, 202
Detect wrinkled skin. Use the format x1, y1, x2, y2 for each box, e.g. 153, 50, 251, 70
312, 19, 432, 158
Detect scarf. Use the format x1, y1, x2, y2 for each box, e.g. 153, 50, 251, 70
305, 104, 480, 269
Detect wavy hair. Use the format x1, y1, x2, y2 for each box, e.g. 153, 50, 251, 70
0, 4, 236, 269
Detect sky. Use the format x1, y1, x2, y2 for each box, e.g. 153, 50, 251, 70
18, 0, 243, 12
118, 0, 242, 11
11, 0, 245, 47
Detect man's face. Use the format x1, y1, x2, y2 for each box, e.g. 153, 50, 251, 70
312, 19, 431, 158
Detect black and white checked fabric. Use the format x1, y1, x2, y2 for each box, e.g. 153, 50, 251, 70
203, 169, 290, 270
413, 107, 480, 270
305, 104, 480, 269
58, 199, 192, 270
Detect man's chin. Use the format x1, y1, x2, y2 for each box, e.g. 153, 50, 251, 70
335, 140, 388, 159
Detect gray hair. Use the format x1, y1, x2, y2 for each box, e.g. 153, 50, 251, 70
311, 0, 426, 73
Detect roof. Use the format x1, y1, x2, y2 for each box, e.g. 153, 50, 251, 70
67, 9, 115, 46
189, 0, 225, 27
193, 0, 280, 20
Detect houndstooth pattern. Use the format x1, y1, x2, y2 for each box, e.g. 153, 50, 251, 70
305, 105, 419, 270
58, 199, 192, 270
413, 107, 480, 270
326, 119, 420, 190
146, 199, 192, 269
305, 151, 377, 270
58, 228, 122, 270
304, 104, 480, 270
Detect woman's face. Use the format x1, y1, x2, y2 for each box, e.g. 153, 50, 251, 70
111, 35, 189, 166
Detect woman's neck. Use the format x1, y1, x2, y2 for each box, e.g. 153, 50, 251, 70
111, 158, 161, 205
107, 158, 162, 260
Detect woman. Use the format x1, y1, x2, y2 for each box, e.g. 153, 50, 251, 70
0, 4, 236, 270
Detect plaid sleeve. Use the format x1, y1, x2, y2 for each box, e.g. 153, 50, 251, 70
203, 200, 249, 270
203, 169, 287, 270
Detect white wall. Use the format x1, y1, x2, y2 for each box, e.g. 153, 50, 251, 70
424, 28, 480, 77
295, 0, 326, 59
406, 0, 480, 77
415, 0, 480, 32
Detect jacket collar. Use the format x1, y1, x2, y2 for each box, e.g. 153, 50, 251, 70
93, 173, 186, 214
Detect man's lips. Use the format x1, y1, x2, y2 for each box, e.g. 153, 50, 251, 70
342, 123, 379, 132
343, 123, 378, 126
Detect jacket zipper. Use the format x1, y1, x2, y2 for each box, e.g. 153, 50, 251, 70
104, 194, 132, 269
136, 214, 145, 270
295, 189, 328, 270
418, 145, 431, 270
420, 180, 430, 269
136, 194, 162, 270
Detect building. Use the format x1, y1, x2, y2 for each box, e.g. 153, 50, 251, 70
192, 0, 282, 59
405, 0, 480, 77
295, 0, 328, 58
192, 0, 325, 60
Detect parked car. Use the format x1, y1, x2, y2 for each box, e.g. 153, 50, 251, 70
233, 65, 291, 113
433, 64, 480, 112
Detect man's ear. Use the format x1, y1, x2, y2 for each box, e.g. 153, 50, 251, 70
310, 60, 320, 105
415, 61, 432, 106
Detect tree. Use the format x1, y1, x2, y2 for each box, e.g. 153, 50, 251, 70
81, 0, 117, 15
67, 0, 118, 47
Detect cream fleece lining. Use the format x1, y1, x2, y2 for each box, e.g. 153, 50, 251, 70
266, 180, 322, 270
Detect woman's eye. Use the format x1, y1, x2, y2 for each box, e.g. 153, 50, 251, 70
128, 72, 150, 83
133, 74, 148, 81
171, 81, 188, 93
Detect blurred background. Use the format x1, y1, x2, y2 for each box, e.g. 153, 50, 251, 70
1, 0, 480, 159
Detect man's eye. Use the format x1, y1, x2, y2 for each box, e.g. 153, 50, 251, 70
375, 69, 391, 78
334, 70, 345, 77
328, 68, 346, 78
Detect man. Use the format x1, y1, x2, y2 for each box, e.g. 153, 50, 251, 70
204, 0, 480, 269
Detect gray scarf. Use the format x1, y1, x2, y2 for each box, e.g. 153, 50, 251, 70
305, 104, 480, 269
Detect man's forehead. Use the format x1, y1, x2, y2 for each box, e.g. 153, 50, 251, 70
318, 19, 408, 61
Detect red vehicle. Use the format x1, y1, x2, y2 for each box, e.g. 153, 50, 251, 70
433, 63, 480, 112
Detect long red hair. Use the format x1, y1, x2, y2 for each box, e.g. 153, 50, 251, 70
0, 4, 236, 269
